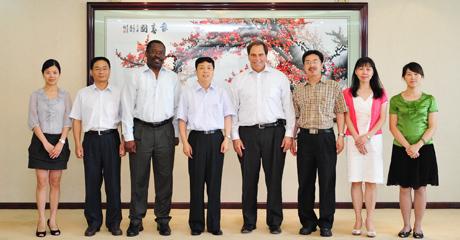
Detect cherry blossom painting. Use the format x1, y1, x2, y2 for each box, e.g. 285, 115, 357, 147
89, 3, 367, 89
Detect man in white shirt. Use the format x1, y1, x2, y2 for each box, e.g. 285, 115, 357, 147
177, 57, 235, 236
121, 40, 180, 237
231, 40, 295, 234
70, 57, 125, 237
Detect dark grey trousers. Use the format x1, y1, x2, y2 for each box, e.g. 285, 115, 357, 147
128, 121, 175, 224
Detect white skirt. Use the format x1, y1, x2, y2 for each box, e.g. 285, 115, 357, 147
346, 134, 384, 183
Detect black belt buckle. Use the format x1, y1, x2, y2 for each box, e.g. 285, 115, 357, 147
257, 124, 266, 129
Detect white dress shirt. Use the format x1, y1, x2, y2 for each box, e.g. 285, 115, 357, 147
177, 81, 235, 131
69, 83, 121, 132
230, 66, 295, 139
121, 67, 180, 141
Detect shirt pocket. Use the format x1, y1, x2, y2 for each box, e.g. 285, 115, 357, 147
320, 95, 333, 114
210, 102, 222, 122
82, 98, 96, 119
105, 101, 121, 120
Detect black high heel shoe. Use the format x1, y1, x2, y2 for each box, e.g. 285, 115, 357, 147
36, 229, 46, 237
413, 231, 424, 239
398, 228, 412, 238
47, 219, 61, 236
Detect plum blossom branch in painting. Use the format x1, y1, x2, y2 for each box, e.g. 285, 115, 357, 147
116, 18, 348, 87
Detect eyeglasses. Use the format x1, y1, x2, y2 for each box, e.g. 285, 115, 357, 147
304, 60, 321, 65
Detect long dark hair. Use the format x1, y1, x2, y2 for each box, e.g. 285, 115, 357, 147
350, 57, 384, 99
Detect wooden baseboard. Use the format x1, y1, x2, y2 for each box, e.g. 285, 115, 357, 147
0, 202, 459, 209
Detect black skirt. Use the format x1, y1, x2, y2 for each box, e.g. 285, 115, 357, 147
387, 144, 438, 189
28, 133, 70, 170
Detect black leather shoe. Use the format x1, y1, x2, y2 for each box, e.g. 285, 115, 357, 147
108, 226, 122, 236
269, 226, 282, 234
299, 226, 317, 235
398, 228, 411, 238
47, 219, 61, 236
241, 225, 255, 234
191, 230, 202, 235
320, 228, 333, 237
209, 229, 223, 235
157, 223, 171, 236
126, 222, 143, 237
84, 226, 100, 237
413, 231, 424, 239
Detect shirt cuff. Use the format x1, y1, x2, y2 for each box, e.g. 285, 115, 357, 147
29, 123, 39, 131
284, 128, 294, 138
174, 127, 179, 138
231, 129, 240, 140
124, 133, 134, 142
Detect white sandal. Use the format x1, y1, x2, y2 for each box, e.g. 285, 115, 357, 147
352, 229, 362, 235
366, 231, 377, 238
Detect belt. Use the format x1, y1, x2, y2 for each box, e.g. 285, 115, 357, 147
191, 130, 220, 135
86, 129, 117, 136
300, 128, 333, 135
134, 117, 172, 128
245, 119, 286, 129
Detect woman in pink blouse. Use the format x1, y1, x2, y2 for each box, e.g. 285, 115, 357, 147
343, 57, 387, 238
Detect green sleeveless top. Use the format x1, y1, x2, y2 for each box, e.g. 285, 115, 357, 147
389, 93, 438, 146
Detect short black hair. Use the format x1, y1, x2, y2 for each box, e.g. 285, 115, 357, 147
351, 57, 384, 99
302, 50, 324, 64
41, 59, 61, 74
246, 40, 268, 55
146, 40, 166, 52
90, 57, 111, 69
195, 57, 215, 69
402, 62, 424, 77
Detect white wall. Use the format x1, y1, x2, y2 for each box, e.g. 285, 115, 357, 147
1, 0, 459, 204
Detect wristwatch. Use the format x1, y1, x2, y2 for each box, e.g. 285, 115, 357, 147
337, 133, 345, 137
59, 138, 66, 144
225, 135, 231, 140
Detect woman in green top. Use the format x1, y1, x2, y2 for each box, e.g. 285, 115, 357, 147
387, 62, 438, 239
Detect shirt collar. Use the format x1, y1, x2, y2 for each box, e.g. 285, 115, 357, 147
249, 65, 272, 74
143, 66, 166, 74
304, 75, 327, 85
91, 82, 112, 91
194, 80, 215, 92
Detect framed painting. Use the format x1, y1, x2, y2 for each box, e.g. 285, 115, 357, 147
87, 2, 367, 88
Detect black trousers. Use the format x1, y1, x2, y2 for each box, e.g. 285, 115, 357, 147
238, 125, 286, 228
297, 129, 337, 229
83, 131, 121, 229
188, 130, 224, 232
128, 121, 175, 225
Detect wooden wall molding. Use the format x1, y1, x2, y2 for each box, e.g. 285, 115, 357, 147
1, 202, 458, 209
